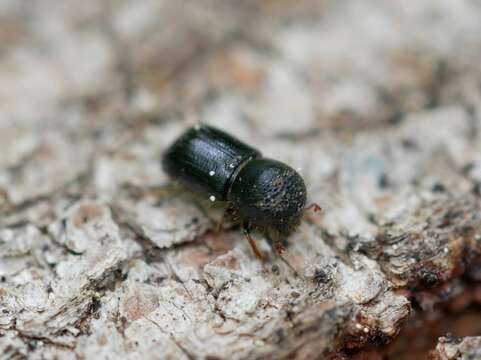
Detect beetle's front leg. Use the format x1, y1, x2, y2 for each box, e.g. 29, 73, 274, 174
243, 221, 265, 260
267, 229, 285, 256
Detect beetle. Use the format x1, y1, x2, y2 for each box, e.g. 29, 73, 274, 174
162, 124, 320, 259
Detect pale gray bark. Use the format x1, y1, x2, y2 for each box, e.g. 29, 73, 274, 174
431, 337, 481, 360
1, 1, 481, 359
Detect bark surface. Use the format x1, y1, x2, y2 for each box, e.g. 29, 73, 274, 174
1, 1, 481, 359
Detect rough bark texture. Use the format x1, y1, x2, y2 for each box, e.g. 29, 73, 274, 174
430, 336, 481, 360
1, 1, 481, 359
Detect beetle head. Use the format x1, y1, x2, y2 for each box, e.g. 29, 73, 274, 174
228, 158, 307, 234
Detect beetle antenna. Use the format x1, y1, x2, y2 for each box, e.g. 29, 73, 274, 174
243, 221, 265, 260
303, 203, 322, 225
305, 203, 321, 212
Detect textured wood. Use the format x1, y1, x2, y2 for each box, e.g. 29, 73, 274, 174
430, 337, 481, 360
1, 1, 481, 359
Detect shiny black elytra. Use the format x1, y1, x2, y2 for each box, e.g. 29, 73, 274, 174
162, 124, 319, 259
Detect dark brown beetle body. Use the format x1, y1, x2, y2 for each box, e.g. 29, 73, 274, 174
163, 124, 314, 259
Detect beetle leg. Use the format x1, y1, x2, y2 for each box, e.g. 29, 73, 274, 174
216, 204, 236, 233
243, 222, 265, 260
305, 203, 321, 212
273, 239, 285, 256
269, 229, 285, 256
215, 214, 224, 233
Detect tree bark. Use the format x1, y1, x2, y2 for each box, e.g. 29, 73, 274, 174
1, 1, 481, 359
